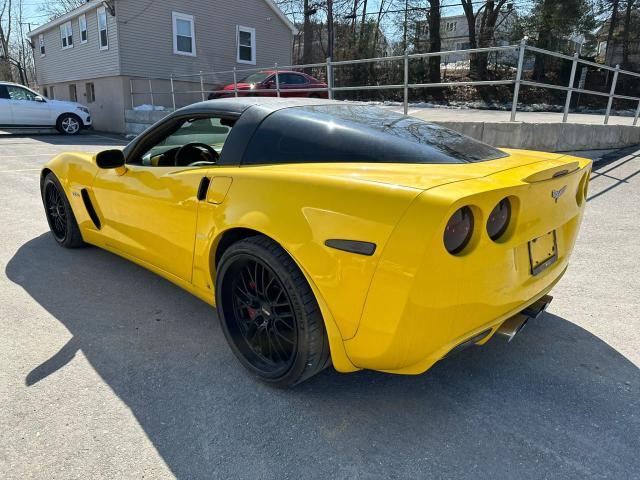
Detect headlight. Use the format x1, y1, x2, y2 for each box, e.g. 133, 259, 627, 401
77, 106, 90, 114
486, 198, 511, 241
444, 206, 474, 255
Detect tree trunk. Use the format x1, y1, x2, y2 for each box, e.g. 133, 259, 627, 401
327, 0, 334, 60
621, 0, 634, 69
604, 0, 620, 66
302, 0, 313, 65
475, 0, 508, 80
461, 0, 479, 79
427, 0, 441, 85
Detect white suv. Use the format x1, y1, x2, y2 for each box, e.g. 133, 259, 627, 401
0, 82, 92, 135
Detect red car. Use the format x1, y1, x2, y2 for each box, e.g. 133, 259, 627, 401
209, 70, 328, 99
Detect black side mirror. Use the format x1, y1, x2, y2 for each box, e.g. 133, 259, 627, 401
96, 149, 125, 169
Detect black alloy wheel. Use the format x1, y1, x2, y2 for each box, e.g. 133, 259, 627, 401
229, 257, 298, 375
42, 173, 85, 248
44, 181, 67, 242
216, 235, 330, 387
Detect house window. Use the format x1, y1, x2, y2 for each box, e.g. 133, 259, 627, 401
38, 34, 45, 56
445, 21, 457, 33
50, 86, 55, 99
85, 82, 96, 103
97, 6, 108, 50
237, 25, 256, 64
172, 12, 196, 56
43, 87, 48, 97
60, 21, 73, 49
79, 14, 88, 43
69, 84, 77, 102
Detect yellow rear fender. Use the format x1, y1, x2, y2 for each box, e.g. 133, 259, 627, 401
192, 171, 422, 342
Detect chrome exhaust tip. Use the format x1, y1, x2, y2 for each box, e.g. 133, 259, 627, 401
496, 314, 529, 343
496, 295, 553, 343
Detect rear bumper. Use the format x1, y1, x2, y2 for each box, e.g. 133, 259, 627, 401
343, 156, 591, 374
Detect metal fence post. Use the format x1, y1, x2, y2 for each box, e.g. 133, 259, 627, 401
634, 100, 640, 126
233, 67, 238, 98
403, 50, 409, 115
275, 63, 280, 97
170, 75, 176, 110
129, 78, 134, 109
604, 65, 619, 125
327, 57, 333, 100
200, 71, 205, 101
148, 78, 154, 107
563, 52, 579, 123
510, 38, 527, 122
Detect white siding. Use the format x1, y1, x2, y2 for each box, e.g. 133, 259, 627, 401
33, 7, 120, 85
116, 0, 292, 82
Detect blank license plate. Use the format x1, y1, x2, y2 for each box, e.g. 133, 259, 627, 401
528, 231, 558, 276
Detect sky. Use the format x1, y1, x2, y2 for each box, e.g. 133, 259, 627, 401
17, 0, 469, 34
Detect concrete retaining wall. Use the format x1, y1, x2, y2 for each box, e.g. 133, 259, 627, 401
125, 108, 640, 151
125, 109, 173, 136
435, 121, 640, 152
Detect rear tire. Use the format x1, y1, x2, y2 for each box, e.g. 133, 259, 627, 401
42, 173, 85, 248
56, 113, 82, 135
216, 235, 330, 387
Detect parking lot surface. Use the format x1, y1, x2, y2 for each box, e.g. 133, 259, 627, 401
1, 133, 639, 479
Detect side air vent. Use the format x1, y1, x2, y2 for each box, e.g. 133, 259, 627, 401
81, 189, 101, 230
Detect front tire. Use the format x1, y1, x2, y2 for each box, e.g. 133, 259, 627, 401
216, 235, 330, 387
42, 173, 85, 248
56, 113, 82, 135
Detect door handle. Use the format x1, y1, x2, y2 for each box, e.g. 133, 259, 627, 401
197, 177, 211, 201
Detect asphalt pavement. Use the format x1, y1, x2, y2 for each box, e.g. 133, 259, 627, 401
1, 133, 638, 479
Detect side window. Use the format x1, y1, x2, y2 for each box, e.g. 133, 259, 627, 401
60, 21, 73, 49
172, 12, 195, 56
279, 73, 308, 85
138, 116, 235, 167
97, 7, 108, 50
79, 14, 88, 43
7, 86, 39, 101
0, 85, 9, 99
236, 25, 255, 64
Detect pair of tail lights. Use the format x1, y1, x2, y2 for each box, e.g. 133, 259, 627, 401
444, 199, 512, 255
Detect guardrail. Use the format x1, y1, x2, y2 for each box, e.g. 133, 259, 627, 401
130, 40, 640, 126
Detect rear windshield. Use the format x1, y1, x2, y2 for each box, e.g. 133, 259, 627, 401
242, 104, 508, 165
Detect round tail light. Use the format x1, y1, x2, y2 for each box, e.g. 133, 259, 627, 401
487, 198, 511, 241
444, 206, 474, 254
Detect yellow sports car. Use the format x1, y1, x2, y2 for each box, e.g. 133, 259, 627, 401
41, 98, 591, 387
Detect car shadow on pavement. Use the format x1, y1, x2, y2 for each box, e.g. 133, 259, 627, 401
6, 233, 640, 479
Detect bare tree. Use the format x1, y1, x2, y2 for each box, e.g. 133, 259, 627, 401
0, 0, 14, 81
43, 0, 85, 20
461, 0, 510, 80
